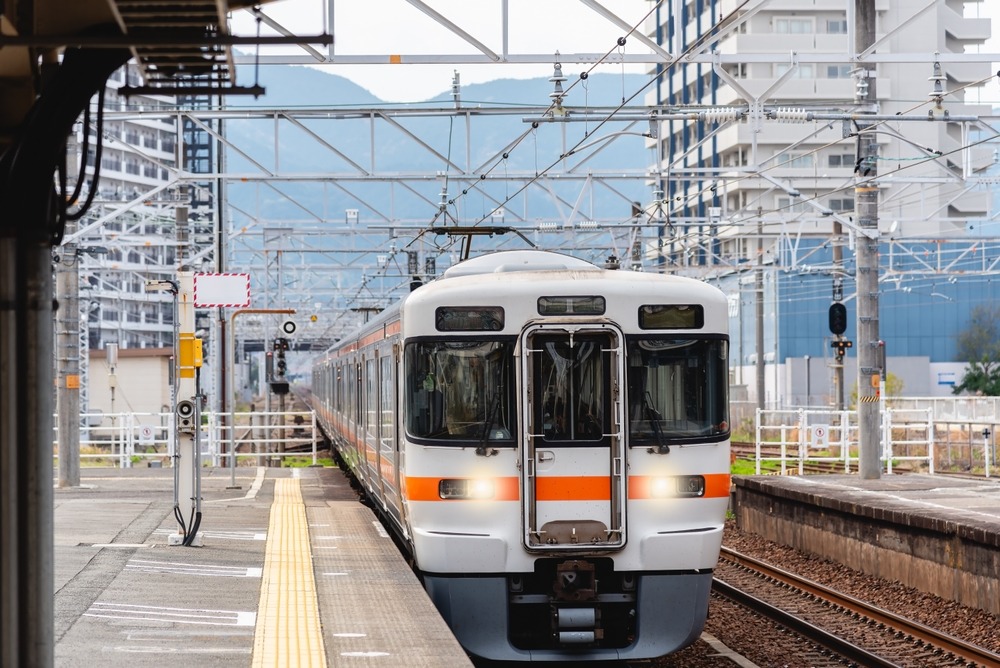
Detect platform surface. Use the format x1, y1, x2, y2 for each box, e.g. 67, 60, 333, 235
734, 472, 1000, 546
53, 466, 473, 667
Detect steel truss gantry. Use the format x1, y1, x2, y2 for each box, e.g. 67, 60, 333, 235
61, 96, 1000, 347
59, 1, 1000, 350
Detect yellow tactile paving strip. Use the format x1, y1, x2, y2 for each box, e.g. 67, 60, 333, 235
252, 478, 328, 667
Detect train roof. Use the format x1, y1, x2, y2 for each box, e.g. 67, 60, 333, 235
317, 250, 728, 360
407, 249, 729, 329
441, 250, 601, 278
432, 250, 723, 296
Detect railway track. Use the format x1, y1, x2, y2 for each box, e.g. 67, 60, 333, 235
713, 547, 1000, 667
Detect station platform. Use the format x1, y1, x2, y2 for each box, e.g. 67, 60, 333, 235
731, 473, 1000, 616
53, 466, 472, 667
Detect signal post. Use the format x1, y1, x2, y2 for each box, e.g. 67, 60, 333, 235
170, 272, 204, 546
227, 308, 295, 487
146, 274, 203, 546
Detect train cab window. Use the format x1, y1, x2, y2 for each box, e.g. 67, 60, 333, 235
626, 337, 729, 445
404, 339, 516, 445
531, 332, 611, 444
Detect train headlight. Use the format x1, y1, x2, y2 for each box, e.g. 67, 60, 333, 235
650, 477, 673, 498
649, 475, 705, 498
438, 478, 495, 500
675, 475, 706, 497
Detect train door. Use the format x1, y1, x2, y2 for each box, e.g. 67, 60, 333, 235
378, 347, 402, 521
363, 354, 384, 505
520, 324, 626, 551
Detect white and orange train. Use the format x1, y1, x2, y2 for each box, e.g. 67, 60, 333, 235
310, 249, 731, 662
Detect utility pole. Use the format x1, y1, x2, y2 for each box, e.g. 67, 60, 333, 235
55, 238, 81, 487
755, 212, 765, 412
855, 0, 882, 479
832, 249, 845, 411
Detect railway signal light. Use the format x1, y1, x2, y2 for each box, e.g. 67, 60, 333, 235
831, 339, 852, 362
270, 337, 290, 395
828, 302, 847, 335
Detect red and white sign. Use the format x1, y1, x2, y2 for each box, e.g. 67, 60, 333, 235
193, 273, 251, 307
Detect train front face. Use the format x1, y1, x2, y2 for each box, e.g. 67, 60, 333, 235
401, 260, 731, 662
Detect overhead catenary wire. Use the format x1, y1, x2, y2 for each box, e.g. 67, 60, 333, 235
303, 9, 1000, 339
326, 1, 750, 320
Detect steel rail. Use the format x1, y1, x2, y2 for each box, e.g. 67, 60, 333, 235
716, 547, 1000, 668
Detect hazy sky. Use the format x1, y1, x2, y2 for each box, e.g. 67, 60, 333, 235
232, 1, 1000, 104
233, 1, 665, 101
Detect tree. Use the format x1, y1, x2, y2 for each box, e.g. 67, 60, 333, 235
953, 304, 1000, 396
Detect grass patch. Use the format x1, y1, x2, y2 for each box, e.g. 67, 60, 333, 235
79, 445, 117, 467
731, 457, 783, 475
282, 456, 336, 468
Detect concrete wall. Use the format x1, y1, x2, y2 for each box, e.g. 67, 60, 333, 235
88, 347, 172, 416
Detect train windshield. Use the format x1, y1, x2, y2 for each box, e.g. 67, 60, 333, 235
405, 339, 516, 444
626, 337, 729, 445
531, 332, 611, 444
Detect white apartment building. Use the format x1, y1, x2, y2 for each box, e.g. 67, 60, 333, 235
68, 63, 215, 352
646, 0, 992, 265
644, 0, 996, 410
61, 63, 218, 417
68, 64, 178, 352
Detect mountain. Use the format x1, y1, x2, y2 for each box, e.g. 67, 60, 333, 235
238, 63, 644, 108
222, 64, 654, 247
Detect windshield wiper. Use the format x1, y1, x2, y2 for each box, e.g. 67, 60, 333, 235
644, 391, 670, 455
476, 391, 502, 457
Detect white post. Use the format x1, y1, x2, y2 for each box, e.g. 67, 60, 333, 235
311, 411, 318, 466
170, 272, 202, 546
881, 379, 889, 474
984, 428, 991, 478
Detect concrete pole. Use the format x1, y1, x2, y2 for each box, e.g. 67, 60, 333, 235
833, 228, 845, 411
855, 0, 882, 479
1, 239, 58, 665
755, 216, 765, 411
56, 241, 81, 487
1, 237, 19, 667
23, 242, 55, 664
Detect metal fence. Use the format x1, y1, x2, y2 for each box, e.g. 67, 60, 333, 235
754, 405, 997, 477
53, 410, 323, 468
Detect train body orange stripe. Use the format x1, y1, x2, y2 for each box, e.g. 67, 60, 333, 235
358, 329, 383, 348
404, 474, 730, 501
627, 476, 652, 500
405, 476, 520, 501
405, 477, 440, 501
703, 472, 732, 498
494, 476, 520, 500
535, 476, 610, 501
